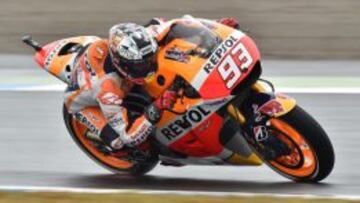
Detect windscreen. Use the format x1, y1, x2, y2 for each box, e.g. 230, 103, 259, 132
163, 18, 221, 58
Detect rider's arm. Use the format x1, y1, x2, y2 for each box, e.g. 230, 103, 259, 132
95, 76, 177, 149
96, 77, 153, 149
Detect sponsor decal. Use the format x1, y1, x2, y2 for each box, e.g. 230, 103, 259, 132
160, 106, 211, 141
203, 35, 239, 74
140, 44, 154, 56
252, 104, 266, 123
165, 47, 190, 63
253, 125, 269, 142
108, 113, 124, 127
129, 124, 154, 146
74, 112, 100, 135
191, 31, 248, 90
258, 100, 284, 116
96, 46, 104, 56
84, 52, 96, 76
100, 92, 122, 105
44, 40, 68, 70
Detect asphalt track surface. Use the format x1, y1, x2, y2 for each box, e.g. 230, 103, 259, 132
0, 59, 359, 196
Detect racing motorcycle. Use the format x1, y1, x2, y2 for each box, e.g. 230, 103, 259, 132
22, 16, 334, 182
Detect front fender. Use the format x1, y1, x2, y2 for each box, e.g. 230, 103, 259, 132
243, 92, 296, 119
258, 93, 296, 117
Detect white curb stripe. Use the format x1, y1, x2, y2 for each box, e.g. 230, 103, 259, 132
0, 185, 360, 201
277, 87, 360, 94
0, 84, 66, 91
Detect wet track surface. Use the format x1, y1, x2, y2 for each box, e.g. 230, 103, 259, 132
0, 58, 359, 196
0, 91, 359, 196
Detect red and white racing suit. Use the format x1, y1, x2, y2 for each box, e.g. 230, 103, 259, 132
64, 39, 154, 149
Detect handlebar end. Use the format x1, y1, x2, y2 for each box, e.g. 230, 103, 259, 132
22, 35, 42, 52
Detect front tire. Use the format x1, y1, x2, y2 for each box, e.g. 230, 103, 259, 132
263, 105, 335, 182
62, 105, 158, 176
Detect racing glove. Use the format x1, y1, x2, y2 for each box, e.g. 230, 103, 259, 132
145, 90, 177, 124
218, 17, 240, 29
155, 90, 177, 110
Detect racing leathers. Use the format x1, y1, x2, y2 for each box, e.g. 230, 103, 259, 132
64, 39, 157, 149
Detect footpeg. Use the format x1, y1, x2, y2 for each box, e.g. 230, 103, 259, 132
86, 131, 102, 142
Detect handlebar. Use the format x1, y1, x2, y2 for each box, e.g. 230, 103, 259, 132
168, 75, 184, 92
165, 76, 188, 115
22, 35, 42, 52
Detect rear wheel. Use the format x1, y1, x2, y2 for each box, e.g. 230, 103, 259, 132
262, 105, 335, 182
62, 105, 158, 176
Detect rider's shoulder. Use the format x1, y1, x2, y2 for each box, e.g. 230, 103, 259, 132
82, 39, 109, 77
87, 39, 109, 61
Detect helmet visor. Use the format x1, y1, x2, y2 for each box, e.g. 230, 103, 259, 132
122, 56, 158, 79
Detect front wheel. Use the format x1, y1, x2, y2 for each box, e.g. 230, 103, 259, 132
261, 106, 335, 182
62, 105, 158, 176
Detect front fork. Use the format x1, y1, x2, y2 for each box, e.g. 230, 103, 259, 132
226, 81, 297, 161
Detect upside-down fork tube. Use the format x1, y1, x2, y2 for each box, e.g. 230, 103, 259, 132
227, 104, 246, 125
225, 103, 263, 165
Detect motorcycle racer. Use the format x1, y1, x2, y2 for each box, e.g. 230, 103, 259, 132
64, 17, 240, 151
23, 14, 334, 182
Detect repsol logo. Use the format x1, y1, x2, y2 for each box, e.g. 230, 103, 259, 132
84, 51, 96, 76
129, 125, 154, 146
203, 34, 239, 74
74, 112, 100, 135
161, 106, 211, 141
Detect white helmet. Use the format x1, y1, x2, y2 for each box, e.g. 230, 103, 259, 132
109, 23, 158, 81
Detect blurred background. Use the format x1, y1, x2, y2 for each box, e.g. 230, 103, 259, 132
1, 0, 360, 59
